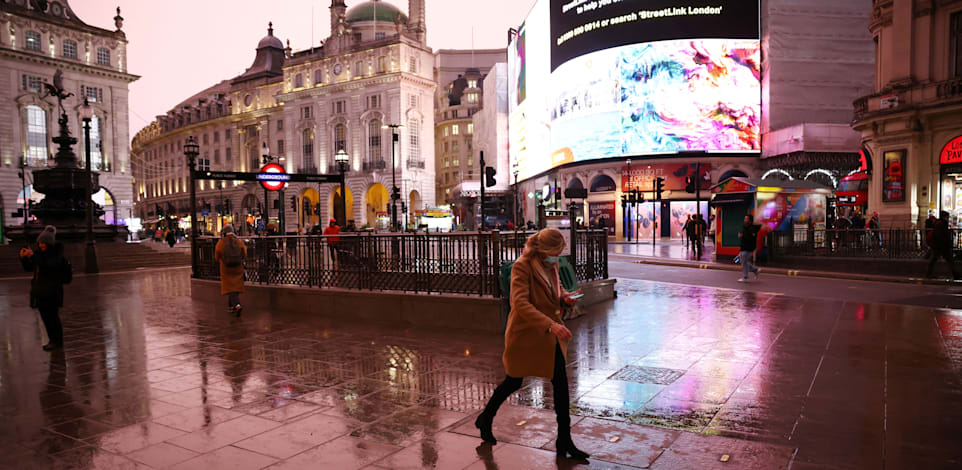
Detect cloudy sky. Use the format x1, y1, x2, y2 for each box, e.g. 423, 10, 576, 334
71, 0, 536, 137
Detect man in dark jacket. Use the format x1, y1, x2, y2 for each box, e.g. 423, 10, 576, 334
738, 214, 761, 282
926, 211, 958, 280
20, 226, 69, 351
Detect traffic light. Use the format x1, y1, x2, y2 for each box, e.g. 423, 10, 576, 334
655, 177, 666, 200
485, 166, 497, 188
290, 195, 297, 212
401, 201, 407, 213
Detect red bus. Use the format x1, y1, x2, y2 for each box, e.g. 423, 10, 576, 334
836, 172, 868, 210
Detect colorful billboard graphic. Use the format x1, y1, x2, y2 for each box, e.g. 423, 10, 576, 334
508, 0, 761, 182
883, 150, 906, 202
621, 163, 711, 192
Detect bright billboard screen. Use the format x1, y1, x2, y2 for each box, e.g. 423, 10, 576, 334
509, 0, 761, 181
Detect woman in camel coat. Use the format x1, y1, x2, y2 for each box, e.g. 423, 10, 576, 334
214, 225, 247, 316
475, 228, 589, 460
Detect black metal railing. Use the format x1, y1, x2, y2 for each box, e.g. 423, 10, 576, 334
768, 228, 961, 259
194, 230, 609, 297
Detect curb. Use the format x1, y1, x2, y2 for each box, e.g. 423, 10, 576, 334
614, 254, 958, 286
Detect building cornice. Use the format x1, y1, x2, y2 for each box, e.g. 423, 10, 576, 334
0, 46, 139, 82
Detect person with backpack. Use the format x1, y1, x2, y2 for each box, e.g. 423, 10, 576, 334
19, 226, 71, 351
215, 225, 247, 316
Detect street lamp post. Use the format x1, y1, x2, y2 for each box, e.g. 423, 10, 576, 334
184, 136, 200, 277
18, 155, 28, 224
513, 163, 520, 228
80, 98, 99, 274
335, 148, 349, 227
383, 124, 403, 231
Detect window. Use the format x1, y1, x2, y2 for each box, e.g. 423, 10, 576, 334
466, 93, 479, 103
301, 106, 311, 119
468, 79, 478, 88
63, 40, 77, 59
214, 131, 220, 143
333, 100, 346, 114
452, 140, 459, 151
277, 139, 285, 154
369, 120, 382, 162
302, 128, 314, 161
367, 95, 380, 109
409, 94, 419, 109
25, 105, 48, 165
214, 149, 220, 164
22, 74, 45, 92
87, 115, 103, 170
443, 127, 449, 137
453, 159, 460, 167
444, 173, 449, 183
353, 33, 362, 43
444, 142, 449, 152
226, 147, 232, 161
25, 31, 41, 51
198, 154, 210, 171
334, 124, 346, 153
407, 119, 420, 161
314, 69, 323, 85
467, 157, 473, 167
953, 12, 962, 77
377, 56, 386, 72
408, 56, 417, 73
467, 123, 474, 134
225, 129, 231, 140
96, 47, 111, 66
277, 120, 284, 131
375, 32, 386, 40
452, 125, 459, 136
355, 61, 363, 77
203, 133, 209, 145
294, 74, 303, 88
81, 85, 103, 103
451, 110, 458, 118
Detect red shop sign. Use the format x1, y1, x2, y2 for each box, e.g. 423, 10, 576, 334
940, 136, 962, 165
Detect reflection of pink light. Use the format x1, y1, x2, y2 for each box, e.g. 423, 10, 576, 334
856, 305, 865, 320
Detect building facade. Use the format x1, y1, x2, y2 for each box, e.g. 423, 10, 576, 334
852, 0, 962, 228
131, 0, 436, 234
0, 1, 138, 236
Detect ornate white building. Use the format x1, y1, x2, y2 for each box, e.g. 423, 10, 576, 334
132, 0, 436, 234
0, 0, 138, 236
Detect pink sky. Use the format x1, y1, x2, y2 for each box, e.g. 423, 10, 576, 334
71, 0, 535, 139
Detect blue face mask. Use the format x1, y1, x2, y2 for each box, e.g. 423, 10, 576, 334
544, 256, 560, 265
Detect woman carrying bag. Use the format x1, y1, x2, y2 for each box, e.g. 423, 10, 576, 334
475, 228, 589, 461
20, 226, 71, 351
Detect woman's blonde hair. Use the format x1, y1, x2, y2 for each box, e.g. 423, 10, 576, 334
523, 228, 566, 257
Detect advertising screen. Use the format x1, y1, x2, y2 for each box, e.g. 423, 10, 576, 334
509, 0, 761, 181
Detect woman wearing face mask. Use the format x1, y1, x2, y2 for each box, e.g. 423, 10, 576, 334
475, 228, 588, 460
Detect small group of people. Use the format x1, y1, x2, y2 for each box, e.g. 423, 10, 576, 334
925, 210, 959, 280
682, 214, 709, 258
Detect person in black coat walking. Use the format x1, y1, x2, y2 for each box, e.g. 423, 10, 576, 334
926, 211, 959, 280
19, 226, 70, 351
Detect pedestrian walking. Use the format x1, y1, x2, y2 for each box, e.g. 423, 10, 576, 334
868, 211, 881, 248
214, 225, 247, 317
19, 226, 71, 351
475, 228, 590, 461
924, 211, 937, 258
926, 211, 959, 280
682, 215, 693, 251
165, 228, 176, 248
323, 219, 341, 263
694, 214, 708, 259
737, 214, 761, 282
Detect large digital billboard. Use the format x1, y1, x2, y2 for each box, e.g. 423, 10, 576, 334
509, 0, 761, 181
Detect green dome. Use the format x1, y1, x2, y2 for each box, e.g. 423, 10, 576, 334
345, 1, 408, 24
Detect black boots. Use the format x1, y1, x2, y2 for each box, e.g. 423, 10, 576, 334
475, 413, 497, 444
556, 432, 590, 460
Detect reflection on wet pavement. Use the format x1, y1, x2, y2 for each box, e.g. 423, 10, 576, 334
1, 268, 961, 469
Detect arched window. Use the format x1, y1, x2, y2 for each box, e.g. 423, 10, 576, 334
334, 124, 346, 154
314, 69, 323, 85
368, 119, 382, 162
88, 115, 104, 170
96, 47, 111, 66
25, 105, 48, 166
407, 119, 420, 163
302, 128, 314, 168
25, 30, 41, 51
590, 175, 616, 192
567, 178, 585, 190
294, 73, 303, 88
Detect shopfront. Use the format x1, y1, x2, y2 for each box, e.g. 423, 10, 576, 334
939, 136, 962, 227
621, 163, 711, 240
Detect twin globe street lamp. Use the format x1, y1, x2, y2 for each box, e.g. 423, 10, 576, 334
80, 97, 98, 274
334, 148, 349, 226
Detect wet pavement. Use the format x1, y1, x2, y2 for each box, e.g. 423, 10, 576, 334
610, 239, 715, 261
1, 268, 961, 469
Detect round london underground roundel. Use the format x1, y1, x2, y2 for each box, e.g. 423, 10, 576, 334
258, 163, 290, 191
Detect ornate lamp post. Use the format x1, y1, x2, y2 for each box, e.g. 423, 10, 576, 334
382, 123, 403, 231
335, 148, 349, 226
80, 98, 98, 274
184, 136, 200, 277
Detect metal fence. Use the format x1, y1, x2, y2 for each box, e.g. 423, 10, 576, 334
768, 228, 962, 259
194, 230, 609, 297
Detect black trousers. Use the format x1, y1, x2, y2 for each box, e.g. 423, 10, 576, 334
328, 244, 338, 262
227, 292, 240, 307
38, 306, 63, 346
482, 343, 571, 432
927, 249, 959, 279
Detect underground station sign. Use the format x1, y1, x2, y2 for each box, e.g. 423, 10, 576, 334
194, 166, 342, 188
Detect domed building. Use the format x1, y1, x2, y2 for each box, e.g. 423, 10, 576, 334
132, 0, 435, 234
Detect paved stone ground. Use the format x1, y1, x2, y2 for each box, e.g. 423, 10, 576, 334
1, 268, 961, 469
